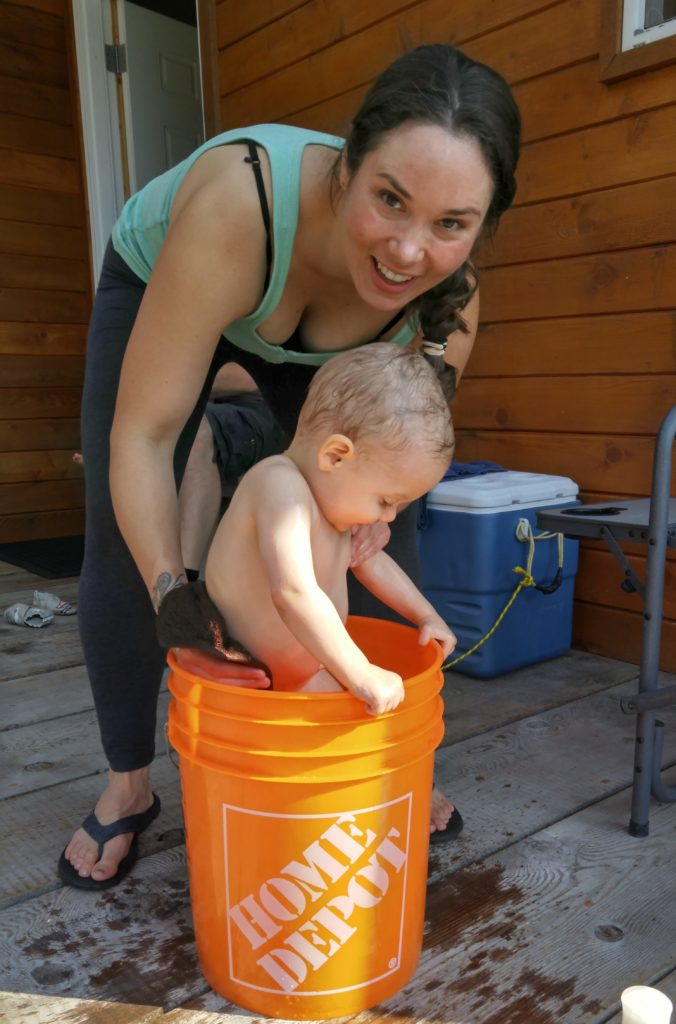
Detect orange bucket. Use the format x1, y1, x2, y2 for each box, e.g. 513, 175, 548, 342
167, 616, 445, 1020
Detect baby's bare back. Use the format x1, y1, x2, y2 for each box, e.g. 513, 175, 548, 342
205, 458, 351, 690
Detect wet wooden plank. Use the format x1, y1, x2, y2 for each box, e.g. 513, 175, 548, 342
3, 664, 92, 730
166, 991, 244, 1017
0, 625, 85, 679
163, 1006, 258, 1024
0, 848, 201, 1009
430, 676, 676, 883
358, 769, 676, 1024
0, 992, 163, 1023
0, 693, 171, 799
440, 650, 639, 746
3, 663, 169, 741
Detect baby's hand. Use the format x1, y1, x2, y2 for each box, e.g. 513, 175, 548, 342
418, 613, 457, 658
350, 664, 405, 716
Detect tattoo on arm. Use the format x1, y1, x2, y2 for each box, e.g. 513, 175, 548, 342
152, 571, 187, 613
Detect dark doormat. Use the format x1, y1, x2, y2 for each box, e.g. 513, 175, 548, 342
0, 535, 85, 579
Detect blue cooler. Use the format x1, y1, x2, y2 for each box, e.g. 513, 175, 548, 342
418, 471, 579, 678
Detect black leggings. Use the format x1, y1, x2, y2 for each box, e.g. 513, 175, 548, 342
79, 241, 422, 771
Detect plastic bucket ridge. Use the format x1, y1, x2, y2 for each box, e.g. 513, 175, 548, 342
168, 616, 446, 1019
169, 684, 443, 755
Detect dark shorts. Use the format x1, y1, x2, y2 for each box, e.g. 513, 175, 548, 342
204, 392, 288, 480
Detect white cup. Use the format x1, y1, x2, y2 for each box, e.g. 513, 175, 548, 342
621, 985, 673, 1024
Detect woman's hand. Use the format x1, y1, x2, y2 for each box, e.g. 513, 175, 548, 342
350, 522, 391, 568
417, 612, 457, 659
174, 647, 271, 688
156, 580, 271, 681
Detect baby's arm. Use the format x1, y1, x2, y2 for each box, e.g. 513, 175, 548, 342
253, 466, 404, 715
352, 551, 457, 657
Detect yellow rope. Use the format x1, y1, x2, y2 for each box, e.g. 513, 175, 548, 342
442, 570, 535, 670
441, 523, 564, 671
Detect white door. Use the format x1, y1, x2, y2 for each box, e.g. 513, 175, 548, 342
123, 2, 204, 193
71, 0, 205, 281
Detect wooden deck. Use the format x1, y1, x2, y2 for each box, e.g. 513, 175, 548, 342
1, 559, 675, 1024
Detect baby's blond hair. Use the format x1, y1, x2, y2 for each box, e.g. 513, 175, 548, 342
297, 343, 455, 461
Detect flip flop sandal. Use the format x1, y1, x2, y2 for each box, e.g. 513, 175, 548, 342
33, 590, 76, 616
4, 603, 54, 628
429, 807, 464, 846
57, 793, 161, 891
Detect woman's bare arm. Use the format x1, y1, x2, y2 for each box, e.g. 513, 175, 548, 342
110, 169, 266, 605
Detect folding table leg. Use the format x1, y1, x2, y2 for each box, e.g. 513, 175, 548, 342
629, 710, 657, 836
627, 405, 676, 836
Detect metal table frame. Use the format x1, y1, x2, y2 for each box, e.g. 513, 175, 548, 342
536, 405, 676, 837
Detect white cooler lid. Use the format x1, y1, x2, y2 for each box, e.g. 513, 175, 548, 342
427, 470, 579, 511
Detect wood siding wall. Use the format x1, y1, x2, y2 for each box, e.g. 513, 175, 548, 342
0, 0, 90, 543
211, 0, 675, 670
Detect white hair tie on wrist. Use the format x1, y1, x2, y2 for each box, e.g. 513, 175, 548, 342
422, 338, 447, 357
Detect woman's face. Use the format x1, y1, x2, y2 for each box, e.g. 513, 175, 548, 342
338, 122, 494, 312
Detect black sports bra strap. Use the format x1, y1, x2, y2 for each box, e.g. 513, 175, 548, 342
244, 140, 405, 344
244, 141, 272, 293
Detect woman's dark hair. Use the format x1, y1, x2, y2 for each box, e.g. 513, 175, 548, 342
338, 44, 521, 342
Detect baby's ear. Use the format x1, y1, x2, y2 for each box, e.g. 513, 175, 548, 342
317, 434, 355, 471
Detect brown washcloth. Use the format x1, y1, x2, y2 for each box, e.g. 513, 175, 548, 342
156, 580, 271, 675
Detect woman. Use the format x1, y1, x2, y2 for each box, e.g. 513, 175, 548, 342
60, 44, 520, 889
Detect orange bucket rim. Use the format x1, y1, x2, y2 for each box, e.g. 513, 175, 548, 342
168, 676, 442, 727
167, 619, 443, 705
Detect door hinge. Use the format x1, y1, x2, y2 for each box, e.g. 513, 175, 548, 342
105, 43, 127, 75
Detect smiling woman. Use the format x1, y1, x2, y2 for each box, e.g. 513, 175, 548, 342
337, 44, 520, 343
336, 126, 493, 308
59, 44, 521, 891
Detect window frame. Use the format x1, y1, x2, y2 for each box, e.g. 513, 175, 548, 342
600, 0, 676, 81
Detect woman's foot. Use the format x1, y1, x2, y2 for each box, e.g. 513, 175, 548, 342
430, 785, 454, 834
429, 786, 464, 844
62, 767, 154, 884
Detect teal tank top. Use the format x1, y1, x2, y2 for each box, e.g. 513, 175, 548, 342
111, 123, 417, 366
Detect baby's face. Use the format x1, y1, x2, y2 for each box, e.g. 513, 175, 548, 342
318, 440, 447, 533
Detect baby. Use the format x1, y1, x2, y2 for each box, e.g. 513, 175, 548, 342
204, 343, 456, 716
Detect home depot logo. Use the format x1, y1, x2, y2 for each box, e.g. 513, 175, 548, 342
223, 795, 411, 995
